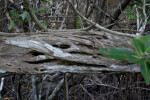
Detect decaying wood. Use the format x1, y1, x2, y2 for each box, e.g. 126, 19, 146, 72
0, 31, 140, 74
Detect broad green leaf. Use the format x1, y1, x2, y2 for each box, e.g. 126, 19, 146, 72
99, 48, 133, 60
22, 11, 28, 20
145, 36, 150, 53
127, 54, 143, 64
140, 61, 150, 85
8, 20, 15, 30
130, 38, 144, 56
139, 34, 150, 44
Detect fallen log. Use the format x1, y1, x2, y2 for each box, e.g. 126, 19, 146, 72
0, 31, 139, 74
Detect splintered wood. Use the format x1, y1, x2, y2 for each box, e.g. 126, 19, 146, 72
0, 31, 139, 74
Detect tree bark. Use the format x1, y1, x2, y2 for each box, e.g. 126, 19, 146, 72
0, 31, 139, 74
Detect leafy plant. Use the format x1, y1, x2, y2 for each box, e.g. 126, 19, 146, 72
99, 35, 150, 85
8, 6, 46, 30
125, 5, 136, 20
8, 10, 30, 30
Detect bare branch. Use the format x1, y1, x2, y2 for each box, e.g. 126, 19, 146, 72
106, 0, 132, 29
136, 0, 149, 36
66, 0, 136, 38
24, 0, 48, 32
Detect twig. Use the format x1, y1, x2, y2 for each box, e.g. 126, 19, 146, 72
46, 73, 61, 100
136, 0, 148, 36
106, 0, 132, 29
31, 75, 38, 100
48, 78, 64, 100
0, 77, 4, 98
66, 0, 136, 38
59, 3, 69, 29
64, 73, 69, 100
80, 84, 94, 100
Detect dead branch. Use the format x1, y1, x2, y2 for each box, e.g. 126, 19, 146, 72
66, 0, 136, 38
0, 31, 139, 74
24, 0, 48, 31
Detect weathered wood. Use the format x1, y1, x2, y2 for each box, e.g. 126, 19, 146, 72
0, 31, 139, 74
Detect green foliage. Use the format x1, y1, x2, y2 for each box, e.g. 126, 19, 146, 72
10, 10, 16, 16
8, 5, 46, 30
130, 38, 144, 56
8, 20, 15, 30
32, 7, 45, 13
22, 11, 28, 21
140, 62, 150, 85
99, 35, 150, 85
125, 5, 136, 20
125, 0, 150, 21
8, 10, 30, 30
99, 48, 133, 60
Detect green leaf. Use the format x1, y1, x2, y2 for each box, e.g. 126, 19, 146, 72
10, 10, 16, 16
130, 38, 144, 56
140, 61, 150, 85
139, 34, 150, 44
145, 36, 150, 53
22, 11, 28, 20
127, 54, 143, 64
8, 20, 15, 30
147, 57, 150, 64
99, 47, 133, 60
37, 7, 45, 12
33, 25, 39, 29
15, 18, 23, 22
